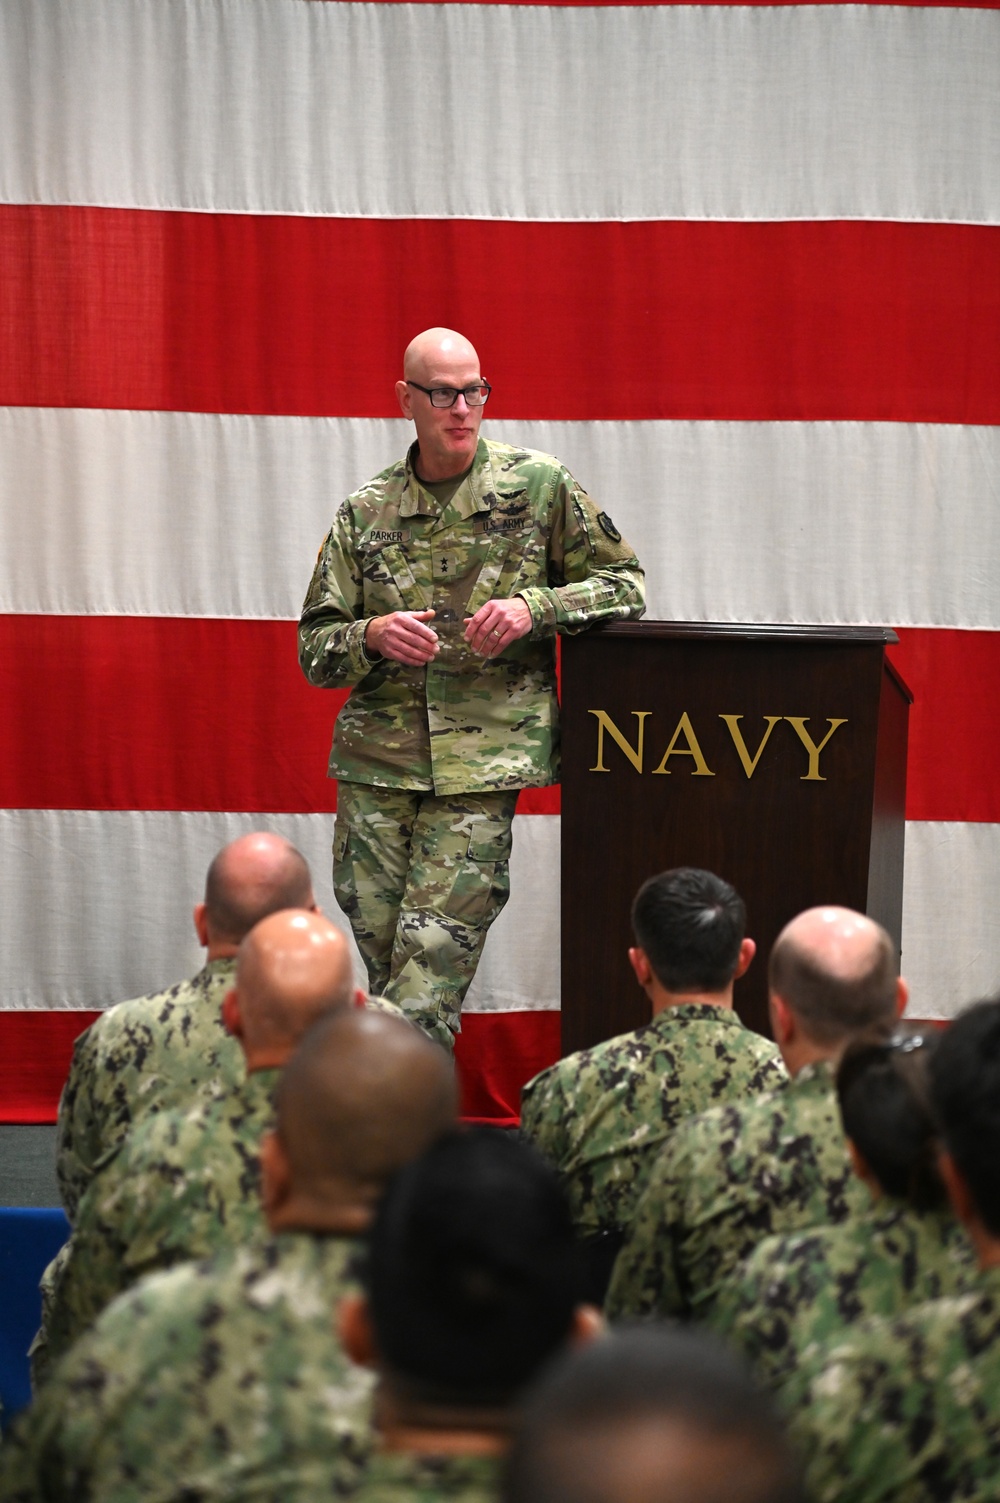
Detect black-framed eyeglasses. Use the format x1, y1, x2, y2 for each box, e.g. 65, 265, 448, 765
406, 380, 492, 409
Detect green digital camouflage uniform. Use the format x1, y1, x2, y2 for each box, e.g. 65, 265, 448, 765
299, 438, 645, 1044
710, 1199, 977, 1410
40, 1065, 278, 1378
56, 957, 243, 1222
788, 1266, 1000, 1503
1, 1232, 373, 1503
354, 1449, 501, 1503
605, 1061, 870, 1322
519, 1005, 786, 1240
29, 960, 244, 1387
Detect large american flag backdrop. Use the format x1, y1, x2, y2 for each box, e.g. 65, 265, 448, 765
0, 0, 997, 1126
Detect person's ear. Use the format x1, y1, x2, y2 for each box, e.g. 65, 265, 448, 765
221, 988, 243, 1039
846, 1138, 879, 1195
396, 379, 414, 420
769, 992, 795, 1048
193, 903, 210, 948
569, 1304, 604, 1348
938, 1148, 976, 1228
733, 938, 756, 980
894, 977, 909, 1020
628, 947, 652, 989
259, 1130, 292, 1220
338, 1293, 379, 1369
353, 988, 368, 1010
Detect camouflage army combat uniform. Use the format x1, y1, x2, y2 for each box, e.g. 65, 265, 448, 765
520, 1005, 785, 1241
709, 1199, 977, 1410
353, 1450, 501, 1503
55, 957, 243, 1222
299, 438, 645, 1046
605, 1061, 869, 1322
40, 1066, 278, 1377
1, 1232, 373, 1503
788, 1267, 1000, 1503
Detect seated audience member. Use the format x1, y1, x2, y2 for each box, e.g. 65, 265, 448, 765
789, 996, 1000, 1503
606, 907, 905, 1322
503, 1326, 805, 1503
1, 1009, 457, 1503
339, 1127, 601, 1502
32, 834, 317, 1381
710, 1028, 975, 1405
56, 832, 316, 1221
520, 869, 783, 1284
40, 909, 362, 1375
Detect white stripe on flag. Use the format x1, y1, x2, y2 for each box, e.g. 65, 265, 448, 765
1, 0, 998, 222
0, 809, 560, 1015
1, 808, 996, 1021
3, 407, 998, 630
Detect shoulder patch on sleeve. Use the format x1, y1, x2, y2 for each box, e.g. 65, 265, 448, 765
598, 511, 622, 543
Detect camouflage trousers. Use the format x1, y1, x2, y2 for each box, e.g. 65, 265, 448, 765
333, 783, 518, 1051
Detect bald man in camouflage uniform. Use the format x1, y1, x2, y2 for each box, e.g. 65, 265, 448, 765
1, 1010, 458, 1503
55, 832, 316, 1222
606, 907, 906, 1323
299, 328, 645, 1049
40, 910, 372, 1377
520, 869, 784, 1255
789, 997, 1000, 1503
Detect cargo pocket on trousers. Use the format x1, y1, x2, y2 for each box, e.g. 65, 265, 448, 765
442, 823, 514, 929
332, 817, 356, 915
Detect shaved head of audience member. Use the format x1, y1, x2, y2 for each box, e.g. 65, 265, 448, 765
197, 831, 316, 949
222, 908, 360, 1066
262, 1007, 459, 1235
504, 1327, 805, 1503
767, 906, 905, 1066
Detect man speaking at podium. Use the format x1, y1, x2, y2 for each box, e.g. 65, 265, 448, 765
299, 328, 645, 1049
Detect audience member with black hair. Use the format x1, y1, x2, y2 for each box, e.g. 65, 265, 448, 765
607, 906, 905, 1321
790, 995, 1000, 1502
520, 868, 783, 1292
339, 1127, 601, 1502
1, 1008, 457, 1503
710, 1027, 975, 1405
503, 1326, 805, 1503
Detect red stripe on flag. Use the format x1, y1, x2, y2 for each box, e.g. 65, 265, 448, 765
2, 209, 998, 424
889, 628, 1000, 824
0, 615, 560, 815
0, 1012, 99, 1124
0, 616, 995, 821
0, 1008, 559, 1125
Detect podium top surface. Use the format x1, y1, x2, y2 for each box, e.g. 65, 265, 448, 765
589, 620, 899, 644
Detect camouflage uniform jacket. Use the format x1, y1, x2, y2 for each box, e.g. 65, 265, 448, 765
354, 1450, 501, 1503
1, 1231, 373, 1503
56, 957, 243, 1221
298, 438, 645, 794
709, 1200, 977, 1409
605, 1060, 869, 1322
519, 1004, 786, 1239
789, 1265, 1000, 1503
42, 1066, 278, 1372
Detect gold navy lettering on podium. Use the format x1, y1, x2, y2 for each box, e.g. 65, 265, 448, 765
587, 711, 848, 781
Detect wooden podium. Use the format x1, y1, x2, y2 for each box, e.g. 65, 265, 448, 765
559, 623, 911, 1052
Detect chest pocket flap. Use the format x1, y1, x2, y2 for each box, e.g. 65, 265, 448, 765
464, 536, 512, 617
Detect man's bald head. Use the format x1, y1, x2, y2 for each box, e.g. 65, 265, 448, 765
275, 1009, 457, 1210
233, 910, 354, 1057
402, 327, 480, 385
768, 907, 901, 1048
203, 833, 313, 945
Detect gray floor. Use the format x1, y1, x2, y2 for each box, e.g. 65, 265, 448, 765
0, 1127, 59, 1207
